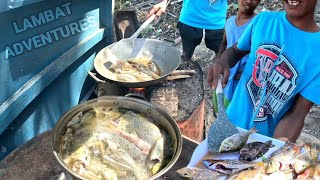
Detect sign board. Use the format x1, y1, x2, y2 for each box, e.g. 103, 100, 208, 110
0, 0, 101, 103
0, 0, 113, 159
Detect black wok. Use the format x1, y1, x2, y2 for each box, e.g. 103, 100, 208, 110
94, 38, 181, 88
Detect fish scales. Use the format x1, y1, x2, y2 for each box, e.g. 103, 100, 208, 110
266, 141, 301, 174
291, 144, 319, 174
176, 167, 224, 180
115, 111, 162, 145
239, 140, 274, 162
203, 159, 256, 175
219, 127, 257, 153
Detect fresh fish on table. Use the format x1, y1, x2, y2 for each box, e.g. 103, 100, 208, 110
203, 159, 256, 175
226, 162, 267, 180
291, 144, 319, 174
266, 141, 302, 174
312, 164, 320, 179
176, 167, 224, 180
268, 170, 295, 180
219, 127, 257, 153
239, 140, 274, 162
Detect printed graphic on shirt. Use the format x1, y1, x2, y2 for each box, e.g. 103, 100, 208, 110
247, 44, 297, 122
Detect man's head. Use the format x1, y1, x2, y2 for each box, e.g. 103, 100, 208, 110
282, 0, 317, 19
238, 0, 261, 15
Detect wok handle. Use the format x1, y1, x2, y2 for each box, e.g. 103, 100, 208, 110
130, 14, 156, 40
87, 71, 105, 83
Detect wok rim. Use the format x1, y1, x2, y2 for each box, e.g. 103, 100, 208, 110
51, 96, 183, 180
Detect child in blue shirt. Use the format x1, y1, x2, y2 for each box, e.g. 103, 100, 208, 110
213, 0, 260, 111
207, 0, 320, 141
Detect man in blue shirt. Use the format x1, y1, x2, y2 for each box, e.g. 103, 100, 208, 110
148, 0, 228, 60
207, 0, 320, 142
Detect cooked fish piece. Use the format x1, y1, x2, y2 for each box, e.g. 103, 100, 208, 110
148, 136, 164, 174
116, 73, 139, 82
109, 58, 160, 83
291, 144, 319, 174
94, 107, 124, 121
98, 132, 148, 164
116, 131, 152, 155
266, 141, 301, 174
239, 140, 274, 162
176, 167, 224, 180
219, 127, 257, 153
113, 111, 162, 145
203, 159, 256, 175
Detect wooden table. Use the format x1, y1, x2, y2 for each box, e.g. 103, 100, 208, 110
0, 131, 199, 180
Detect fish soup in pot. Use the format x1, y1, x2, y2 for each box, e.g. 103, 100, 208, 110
52, 96, 183, 180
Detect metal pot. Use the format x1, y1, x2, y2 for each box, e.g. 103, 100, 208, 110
52, 96, 183, 180
93, 38, 181, 88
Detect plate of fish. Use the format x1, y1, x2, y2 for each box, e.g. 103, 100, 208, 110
176, 127, 320, 180
52, 96, 183, 180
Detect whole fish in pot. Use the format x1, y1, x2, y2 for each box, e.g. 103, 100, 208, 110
291, 144, 319, 174
203, 159, 256, 175
266, 141, 302, 174
239, 140, 274, 162
219, 127, 257, 153
176, 167, 224, 180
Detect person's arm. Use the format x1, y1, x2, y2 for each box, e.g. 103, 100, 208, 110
146, 0, 168, 18
216, 32, 227, 59
273, 95, 314, 142
207, 43, 249, 89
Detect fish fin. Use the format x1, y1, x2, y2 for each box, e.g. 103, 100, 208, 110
249, 127, 258, 134
303, 143, 311, 152
265, 140, 275, 147
202, 159, 219, 167
292, 144, 302, 154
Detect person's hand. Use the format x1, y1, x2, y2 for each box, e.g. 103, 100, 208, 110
276, 137, 289, 142
207, 61, 230, 90
146, 0, 168, 18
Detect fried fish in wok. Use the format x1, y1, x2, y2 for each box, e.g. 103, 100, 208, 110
109, 58, 161, 82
